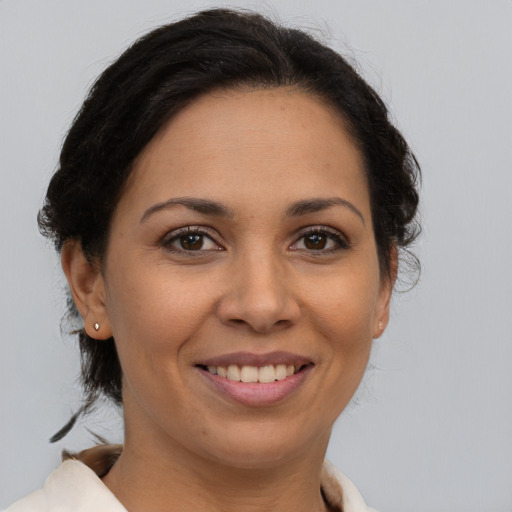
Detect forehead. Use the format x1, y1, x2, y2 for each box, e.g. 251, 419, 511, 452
121, 87, 369, 219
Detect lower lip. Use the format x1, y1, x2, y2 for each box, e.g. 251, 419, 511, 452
197, 366, 313, 407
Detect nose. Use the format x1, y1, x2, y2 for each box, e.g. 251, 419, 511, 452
217, 250, 301, 334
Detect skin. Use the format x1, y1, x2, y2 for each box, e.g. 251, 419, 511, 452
62, 87, 395, 512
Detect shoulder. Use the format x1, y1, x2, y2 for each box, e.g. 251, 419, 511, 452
2, 459, 126, 512
2, 489, 45, 512
322, 460, 379, 512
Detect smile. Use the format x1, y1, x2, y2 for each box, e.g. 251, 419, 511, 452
195, 353, 314, 406
198, 363, 306, 383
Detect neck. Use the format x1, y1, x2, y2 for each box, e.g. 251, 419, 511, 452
102, 430, 332, 512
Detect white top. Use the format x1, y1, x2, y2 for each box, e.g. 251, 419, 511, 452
3, 455, 377, 512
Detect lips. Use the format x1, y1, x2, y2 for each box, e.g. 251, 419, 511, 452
197, 350, 311, 368
195, 352, 314, 406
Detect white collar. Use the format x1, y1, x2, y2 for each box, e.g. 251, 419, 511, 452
5, 447, 377, 512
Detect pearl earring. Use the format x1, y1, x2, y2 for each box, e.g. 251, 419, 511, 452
94, 322, 100, 332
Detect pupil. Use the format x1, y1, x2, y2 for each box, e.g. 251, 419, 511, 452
305, 233, 326, 250
181, 234, 203, 250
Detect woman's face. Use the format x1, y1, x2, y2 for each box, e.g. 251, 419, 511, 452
92, 88, 393, 467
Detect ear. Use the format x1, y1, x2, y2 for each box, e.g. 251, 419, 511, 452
61, 240, 112, 340
373, 245, 398, 339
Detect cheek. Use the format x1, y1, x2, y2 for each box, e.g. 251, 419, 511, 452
302, 264, 380, 344
104, 266, 214, 365
301, 261, 379, 411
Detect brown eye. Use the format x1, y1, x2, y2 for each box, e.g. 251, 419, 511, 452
180, 234, 204, 250
304, 233, 327, 250
290, 228, 349, 253
163, 228, 222, 254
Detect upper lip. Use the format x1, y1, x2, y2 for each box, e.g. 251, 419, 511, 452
196, 351, 313, 368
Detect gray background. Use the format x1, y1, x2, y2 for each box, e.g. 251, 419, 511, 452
1, 1, 511, 510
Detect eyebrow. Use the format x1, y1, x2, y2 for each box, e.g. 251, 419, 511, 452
140, 196, 364, 225
141, 197, 234, 223
285, 197, 365, 225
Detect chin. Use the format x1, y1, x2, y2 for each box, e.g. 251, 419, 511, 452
195, 421, 330, 470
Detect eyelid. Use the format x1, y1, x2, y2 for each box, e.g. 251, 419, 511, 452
289, 225, 350, 252
161, 225, 225, 253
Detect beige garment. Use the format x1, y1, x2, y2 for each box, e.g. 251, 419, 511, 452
4, 445, 378, 512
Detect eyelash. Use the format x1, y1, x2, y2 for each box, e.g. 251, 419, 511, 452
161, 226, 222, 256
291, 226, 350, 254
161, 225, 350, 255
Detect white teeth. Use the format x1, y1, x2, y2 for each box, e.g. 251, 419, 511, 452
258, 365, 276, 383
227, 364, 241, 381
240, 366, 259, 383
275, 364, 287, 381
205, 363, 303, 383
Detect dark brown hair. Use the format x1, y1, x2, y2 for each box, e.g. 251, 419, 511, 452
38, 8, 420, 439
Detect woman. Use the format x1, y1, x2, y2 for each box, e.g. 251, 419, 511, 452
5, 8, 419, 512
